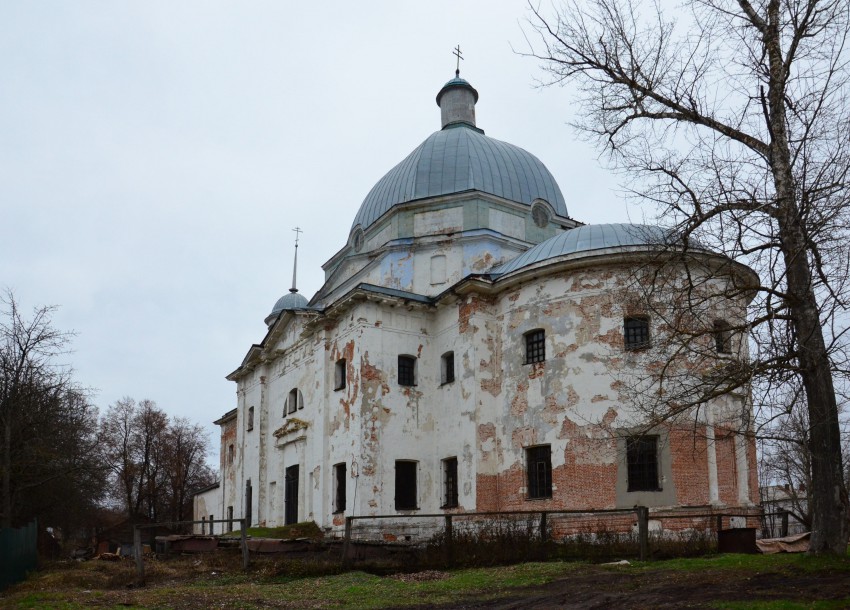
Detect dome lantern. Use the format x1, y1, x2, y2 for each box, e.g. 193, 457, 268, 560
436, 71, 479, 129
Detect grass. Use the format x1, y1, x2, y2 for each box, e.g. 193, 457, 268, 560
240, 520, 323, 540
640, 549, 850, 572
3, 552, 849, 608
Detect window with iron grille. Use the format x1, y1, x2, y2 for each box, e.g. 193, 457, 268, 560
395, 460, 418, 510
334, 463, 346, 513
624, 317, 650, 350
627, 435, 660, 491
442, 457, 459, 508
441, 352, 455, 385
713, 320, 731, 353
526, 445, 552, 499
398, 355, 416, 386
334, 358, 347, 390
524, 329, 546, 364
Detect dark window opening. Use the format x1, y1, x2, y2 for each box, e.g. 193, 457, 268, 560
398, 355, 416, 387
627, 435, 660, 491
441, 352, 455, 385
247, 406, 254, 431
442, 457, 459, 508
525, 329, 546, 364
395, 460, 418, 510
526, 445, 552, 499
714, 320, 731, 354
334, 463, 346, 513
287, 389, 300, 415
624, 317, 650, 350
334, 359, 347, 390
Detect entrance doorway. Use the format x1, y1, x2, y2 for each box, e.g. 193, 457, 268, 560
284, 465, 299, 525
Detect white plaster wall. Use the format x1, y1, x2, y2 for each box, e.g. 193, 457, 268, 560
216, 256, 754, 532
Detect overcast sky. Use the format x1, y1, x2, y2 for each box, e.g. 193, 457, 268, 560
0, 2, 635, 464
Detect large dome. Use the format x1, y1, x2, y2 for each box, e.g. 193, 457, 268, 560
351, 75, 568, 231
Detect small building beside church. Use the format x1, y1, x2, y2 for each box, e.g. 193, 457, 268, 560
195, 71, 758, 537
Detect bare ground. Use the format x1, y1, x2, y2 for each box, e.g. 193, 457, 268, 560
421, 564, 850, 609
4, 554, 850, 609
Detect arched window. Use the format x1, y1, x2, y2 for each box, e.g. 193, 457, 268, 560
285, 388, 303, 415
441, 351, 455, 385
247, 406, 254, 431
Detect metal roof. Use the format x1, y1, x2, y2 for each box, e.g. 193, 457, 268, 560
268, 291, 309, 317
351, 124, 568, 231
492, 223, 680, 275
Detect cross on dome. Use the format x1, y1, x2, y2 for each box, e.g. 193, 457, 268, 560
453, 45, 464, 77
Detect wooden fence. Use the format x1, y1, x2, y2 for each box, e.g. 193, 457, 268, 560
133, 518, 249, 585
340, 506, 764, 564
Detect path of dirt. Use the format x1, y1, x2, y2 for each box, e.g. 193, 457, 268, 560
420, 564, 850, 609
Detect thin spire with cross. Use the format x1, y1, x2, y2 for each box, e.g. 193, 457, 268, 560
290, 227, 302, 293
453, 45, 463, 77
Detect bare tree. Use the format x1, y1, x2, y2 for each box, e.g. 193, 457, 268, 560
526, 0, 850, 552
0, 290, 103, 530
162, 417, 215, 525
101, 398, 214, 528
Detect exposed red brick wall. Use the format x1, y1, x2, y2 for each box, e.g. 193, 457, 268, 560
715, 429, 739, 505
668, 427, 710, 506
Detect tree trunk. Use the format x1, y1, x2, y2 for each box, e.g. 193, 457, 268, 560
762, 0, 850, 553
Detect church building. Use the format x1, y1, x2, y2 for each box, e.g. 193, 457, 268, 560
194, 71, 758, 536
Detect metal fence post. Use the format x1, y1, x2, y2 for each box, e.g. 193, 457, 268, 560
134, 526, 144, 584
240, 519, 249, 571
341, 517, 352, 567
636, 506, 649, 561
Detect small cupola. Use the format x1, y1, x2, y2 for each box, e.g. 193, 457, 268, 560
436, 69, 479, 129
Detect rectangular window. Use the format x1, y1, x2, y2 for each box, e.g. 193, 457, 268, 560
395, 460, 418, 510
526, 445, 552, 499
713, 321, 731, 354
442, 457, 459, 508
441, 352, 455, 385
624, 317, 650, 350
334, 359, 347, 390
398, 355, 416, 386
334, 463, 346, 513
247, 406, 254, 431
525, 329, 546, 364
227, 444, 234, 466
627, 435, 660, 491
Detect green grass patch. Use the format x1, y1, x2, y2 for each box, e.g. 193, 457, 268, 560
240, 520, 322, 540
638, 552, 850, 573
